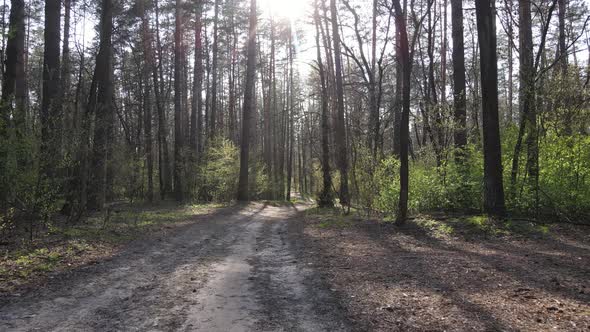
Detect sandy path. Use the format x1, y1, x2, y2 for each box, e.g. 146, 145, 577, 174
0, 203, 351, 332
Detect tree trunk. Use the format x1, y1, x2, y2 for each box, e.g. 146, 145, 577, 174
475, 0, 505, 216
60, 0, 72, 137
391, 0, 410, 224
330, 0, 350, 209
191, 0, 204, 158
315, 1, 333, 206
0, 0, 25, 206
173, 0, 184, 202
0, 0, 25, 133
152, 0, 171, 199
138, 0, 153, 203
519, 0, 538, 207
40, 0, 62, 179
88, 0, 114, 211
237, 0, 257, 201
451, 0, 467, 155
210, 0, 220, 137
286, 28, 294, 201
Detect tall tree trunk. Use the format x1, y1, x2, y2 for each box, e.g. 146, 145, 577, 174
40, 0, 62, 179
391, 0, 410, 225
558, 0, 567, 74
475, 0, 505, 216
210, 0, 220, 137
0, 0, 25, 206
441, 0, 447, 104
519, 0, 538, 207
286, 28, 294, 201
60, 0, 72, 137
392, 23, 402, 158
451, 0, 467, 155
174, 0, 184, 202
191, 0, 204, 158
264, 17, 276, 199
237, 0, 257, 201
152, 0, 171, 199
88, 0, 114, 211
1, 0, 25, 133
315, 0, 333, 207
506, 0, 514, 123
139, 0, 154, 202
144, 74, 154, 203
330, 0, 350, 209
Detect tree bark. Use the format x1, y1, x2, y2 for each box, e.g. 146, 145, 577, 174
451, 0, 467, 155
174, 0, 184, 202
390, 0, 410, 225
88, 0, 114, 211
475, 0, 506, 215
40, 0, 62, 179
210, 0, 220, 137
191, 0, 204, 159
330, 0, 350, 208
0, 0, 25, 133
237, 0, 257, 201
519, 0, 538, 206
315, 1, 334, 207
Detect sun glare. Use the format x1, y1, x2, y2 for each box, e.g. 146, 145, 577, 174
259, 0, 309, 21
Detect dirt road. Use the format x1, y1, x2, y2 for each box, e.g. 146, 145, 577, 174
0, 203, 353, 332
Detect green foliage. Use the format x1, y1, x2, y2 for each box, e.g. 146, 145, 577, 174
0, 125, 62, 237
251, 161, 272, 199
197, 137, 240, 202
351, 122, 590, 220
352, 144, 483, 217
537, 130, 590, 217
413, 215, 551, 239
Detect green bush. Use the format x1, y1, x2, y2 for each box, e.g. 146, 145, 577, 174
197, 137, 239, 202
538, 131, 590, 217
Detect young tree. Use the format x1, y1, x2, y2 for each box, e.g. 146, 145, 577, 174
474, 0, 505, 215
237, 0, 257, 201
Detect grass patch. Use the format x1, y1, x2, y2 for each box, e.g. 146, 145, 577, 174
305, 207, 357, 229
413, 214, 552, 239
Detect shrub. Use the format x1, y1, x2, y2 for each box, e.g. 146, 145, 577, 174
197, 137, 239, 202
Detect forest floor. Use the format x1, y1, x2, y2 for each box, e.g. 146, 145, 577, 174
299, 208, 590, 331
0, 202, 589, 331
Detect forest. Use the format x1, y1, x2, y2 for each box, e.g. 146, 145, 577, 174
0, 0, 589, 331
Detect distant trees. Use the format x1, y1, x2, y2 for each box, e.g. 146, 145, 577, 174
0, 0, 589, 231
